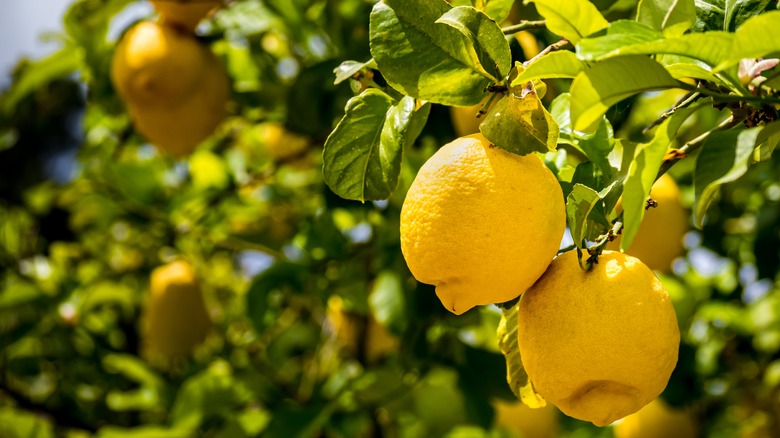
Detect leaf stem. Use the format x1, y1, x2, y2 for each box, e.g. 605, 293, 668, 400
501, 20, 546, 35
642, 91, 702, 135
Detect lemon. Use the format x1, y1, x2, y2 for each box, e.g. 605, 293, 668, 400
142, 260, 211, 358
326, 295, 398, 363
614, 398, 697, 438
111, 21, 207, 107
450, 101, 485, 137
400, 134, 565, 315
126, 45, 229, 157
151, 0, 221, 31
608, 174, 688, 272
493, 399, 558, 438
517, 251, 679, 426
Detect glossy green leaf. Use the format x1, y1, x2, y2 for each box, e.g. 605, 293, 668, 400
717, 11, 780, 71
369, 0, 494, 105
576, 20, 663, 61
570, 55, 680, 132
621, 118, 674, 250
693, 0, 773, 32
511, 51, 585, 84
480, 88, 559, 155
497, 304, 545, 407
566, 184, 603, 248
525, 0, 608, 43
324, 90, 426, 201
694, 127, 762, 227
664, 61, 722, 83
333, 59, 376, 85
436, 6, 512, 81
636, 0, 696, 36
483, 0, 516, 23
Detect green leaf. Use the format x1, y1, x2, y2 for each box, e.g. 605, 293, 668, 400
570, 55, 680, 132
511, 51, 586, 84
576, 20, 663, 61
436, 6, 513, 81
246, 261, 308, 332
0, 407, 54, 438
664, 61, 723, 83
170, 364, 253, 430
693, 0, 774, 32
566, 184, 603, 248
525, 0, 608, 43
480, 87, 559, 155
754, 120, 780, 161
97, 426, 191, 438
716, 11, 780, 71
497, 304, 545, 407
4, 47, 83, 113
333, 59, 376, 85
621, 119, 674, 250
368, 270, 407, 334
694, 127, 762, 227
323, 90, 425, 201
483, 0, 516, 23
369, 0, 494, 105
637, 0, 696, 36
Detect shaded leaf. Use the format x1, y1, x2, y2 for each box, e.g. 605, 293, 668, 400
323, 90, 425, 201
436, 6, 513, 81
692, 0, 773, 32
566, 184, 603, 248
369, 270, 407, 334
525, 0, 608, 43
570, 55, 680, 132
480, 87, 559, 155
497, 304, 545, 407
511, 51, 585, 84
694, 127, 762, 227
246, 261, 308, 332
369, 0, 494, 105
4, 47, 82, 113
637, 0, 696, 36
170, 365, 254, 430
717, 11, 780, 71
621, 119, 674, 249
483, 0, 516, 22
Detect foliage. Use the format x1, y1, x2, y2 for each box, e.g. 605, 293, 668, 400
1, 0, 780, 436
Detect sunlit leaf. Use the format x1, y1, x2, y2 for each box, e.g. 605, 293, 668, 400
480, 87, 559, 155
717, 11, 780, 71
570, 55, 680, 132
566, 184, 603, 248
576, 20, 663, 61
525, 0, 608, 43
636, 0, 696, 36
511, 51, 585, 84
497, 304, 545, 407
483, 0, 515, 23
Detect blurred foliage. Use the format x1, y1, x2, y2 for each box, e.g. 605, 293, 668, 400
0, 0, 779, 437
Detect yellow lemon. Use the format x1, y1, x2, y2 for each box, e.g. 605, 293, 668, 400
151, 0, 221, 31
614, 398, 697, 438
142, 260, 211, 358
493, 399, 558, 438
450, 101, 486, 137
517, 251, 679, 426
608, 174, 688, 272
111, 21, 207, 107
126, 48, 229, 156
400, 134, 565, 315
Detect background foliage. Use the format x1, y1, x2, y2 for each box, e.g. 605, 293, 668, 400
1, 0, 780, 437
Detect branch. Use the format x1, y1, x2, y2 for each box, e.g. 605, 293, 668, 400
501, 20, 546, 35
524, 39, 571, 66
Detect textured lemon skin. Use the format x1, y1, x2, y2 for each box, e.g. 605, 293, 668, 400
151, 0, 221, 31
517, 251, 680, 427
614, 398, 697, 438
493, 399, 558, 438
400, 134, 565, 315
111, 21, 207, 108
142, 261, 211, 358
608, 174, 688, 272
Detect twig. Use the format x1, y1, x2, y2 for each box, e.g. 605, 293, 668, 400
501, 20, 546, 35
524, 39, 571, 67
642, 91, 702, 135
657, 114, 744, 177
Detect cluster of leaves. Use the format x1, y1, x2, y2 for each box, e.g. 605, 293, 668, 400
0, 0, 779, 437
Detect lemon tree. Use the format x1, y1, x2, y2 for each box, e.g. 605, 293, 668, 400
1, 0, 780, 436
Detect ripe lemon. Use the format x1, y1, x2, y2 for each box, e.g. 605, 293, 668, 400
614, 398, 697, 438
142, 260, 211, 358
111, 21, 207, 108
125, 46, 228, 156
400, 134, 565, 315
608, 174, 688, 272
326, 295, 398, 363
493, 399, 558, 438
449, 101, 485, 137
151, 0, 221, 31
517, 250, 679, 426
